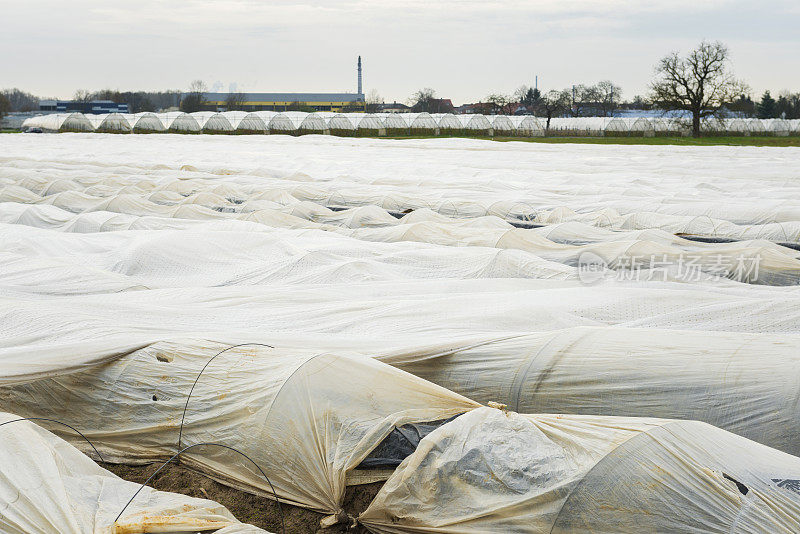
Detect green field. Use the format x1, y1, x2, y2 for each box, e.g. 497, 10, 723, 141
384, 135, 800, 147
4, 129, 799, 146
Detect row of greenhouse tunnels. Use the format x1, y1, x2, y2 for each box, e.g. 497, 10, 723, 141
22, 111, 800, 137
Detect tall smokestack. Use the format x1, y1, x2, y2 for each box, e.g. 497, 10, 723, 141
357, 56, 362, 95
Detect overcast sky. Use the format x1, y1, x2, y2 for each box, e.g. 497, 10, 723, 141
3, 0, 799, 104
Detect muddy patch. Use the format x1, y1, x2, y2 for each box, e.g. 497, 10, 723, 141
103, 462, 381, 533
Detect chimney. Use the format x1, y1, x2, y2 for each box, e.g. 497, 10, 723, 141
358, 56, 363, 95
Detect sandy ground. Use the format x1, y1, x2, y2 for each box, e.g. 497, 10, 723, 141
104, 462, 381, 533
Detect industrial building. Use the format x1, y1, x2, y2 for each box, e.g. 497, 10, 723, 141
200, 92, 365, 112
193, 56, 366, 112
39, 100, 129, 113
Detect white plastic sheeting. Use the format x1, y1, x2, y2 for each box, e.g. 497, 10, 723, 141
510, 115, 545, 136
2, 184, 799, 286
21, 113, 800, 136
21, 112, 93, 132
0, 340, 477, 514
401, 112, 437, 131
87, 113, 131, 133
222, 111, 268, 133
161, 112, 200, 133
191, 111, 234, 132
2, 217, 800, 456
456, 113, 492, 133
432, 113, 461, 132
353, 113, 384, 133
3, 133, 800, 246
376, 113, 408, 132
3, 133, 800, 530
381, 326, 800, 456
126, 112, 165, 132
0, 413, 271, 534
361, 407, 800, 533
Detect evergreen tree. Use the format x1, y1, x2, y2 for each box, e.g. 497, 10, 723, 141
522, 87, 541, 108
523, 88, 533, 105
757, 90, 776, 119
775, 95, 792, 119
728, 94, 756, 117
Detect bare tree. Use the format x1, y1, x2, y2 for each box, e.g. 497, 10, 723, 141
180, 80, 208, 113
650, 41, 748, 136
539, 90, 572, 130
408, 88, 437, 112
485, 93, 511, 115
0, 93, 10, 122
1, 88, 41, 112
513, 85, 530, 103
225, 92, 247, 111
595, 80, 622, 116
73, 89, 92, 102
570, 84, 593, 117
366, 89, 383, 113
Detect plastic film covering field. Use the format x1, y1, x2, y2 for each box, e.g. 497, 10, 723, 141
2, 133, 800, 533
0, 413, 272, 533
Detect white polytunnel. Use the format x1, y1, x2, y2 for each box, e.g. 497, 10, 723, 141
628, 116, 655, 135
770, 118, 792, 136
0, 340, 478, 515
378, 326, 800, 456
546, 118, 583, 135
353, 113, 384, 134
432, 113, 461, 133
360, 406, 800, 533
511, 115, 545, 136
191, 111, 234, 133
22, 112, 93, 132
488, 114, 514, 134
285, 111, 327, 133
251, 111, 292, 133
127, 112, 166, 132
728, 118, 750, 135
456, 113, 492, 133
749, 118, 767, 135
698, 117, 721, 135
377, 113, 408, 134
222, 111, 268, 133
87, 112, 132, 133
326, 113, 356, 133
652, 116, 687, 135
0, 413, 271, 534
159, 111, 200, 132
17, 113, 800, 137
411, 112, 439, 132
604, 117, 629, 135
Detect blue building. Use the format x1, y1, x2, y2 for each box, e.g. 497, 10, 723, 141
39, 100, 129, 114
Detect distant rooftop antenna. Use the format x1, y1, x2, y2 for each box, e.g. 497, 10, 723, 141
358, 56, 363, 95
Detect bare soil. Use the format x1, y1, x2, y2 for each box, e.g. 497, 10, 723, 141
103, 462, 381, 534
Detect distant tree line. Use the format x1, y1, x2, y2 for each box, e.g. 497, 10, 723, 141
1, 89, 42, 112
0, 87, 184, 115
79, 88, 183, 113
407, 41, 798, 137
407, 82, 622, 129
727, 91, 800, 119
4, 46, 800, 137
